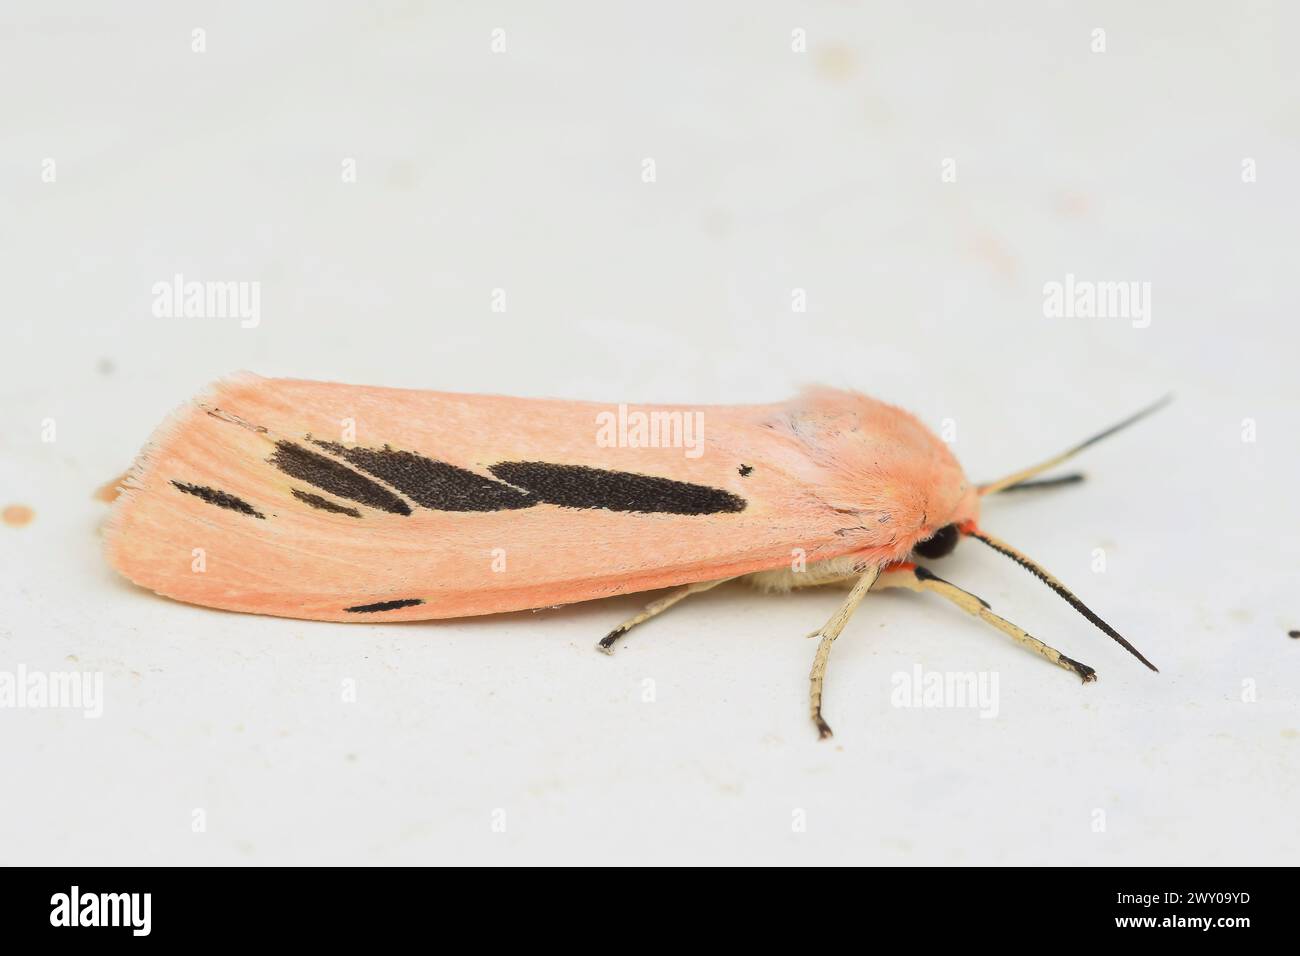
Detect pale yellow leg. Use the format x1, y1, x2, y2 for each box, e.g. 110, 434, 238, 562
597, 578, 732, 653
808, 565, 882, 739
873, 566, 1096, 683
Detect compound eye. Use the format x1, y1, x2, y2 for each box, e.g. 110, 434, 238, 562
913, 523, 959, 559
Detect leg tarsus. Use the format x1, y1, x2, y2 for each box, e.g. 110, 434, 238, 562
1058, 652, 1098, 683
597, 625, 627, 654
596, 577, 730, 654
814, 714, 834, 740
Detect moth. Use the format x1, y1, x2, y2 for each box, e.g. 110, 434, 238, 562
105, 374, 1166, 738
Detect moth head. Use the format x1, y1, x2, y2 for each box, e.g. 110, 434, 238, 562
907, 475, 980, 561
908, 398, 1173, 673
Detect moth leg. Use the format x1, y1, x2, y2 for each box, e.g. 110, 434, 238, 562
874, 563, 1096, 683
597, 578, 732, 654
808, 565, 882, 739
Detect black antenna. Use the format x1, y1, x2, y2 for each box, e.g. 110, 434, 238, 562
980, 395, 1172, 496
998, 472, 1086, 492
965, 528, 1158, 672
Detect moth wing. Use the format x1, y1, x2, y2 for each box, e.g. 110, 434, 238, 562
105, 375, 858, 622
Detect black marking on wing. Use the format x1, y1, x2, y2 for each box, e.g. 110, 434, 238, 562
487, 462, 746, 515
315, 441, 535, 512
345, 598, 425, 613
269, 441, 412, 516
291, 488, 362, 518
738, 464, 753, 477
171, 481, 265, 519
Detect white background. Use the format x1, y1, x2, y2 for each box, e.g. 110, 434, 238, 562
2, 2, 1297, 865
